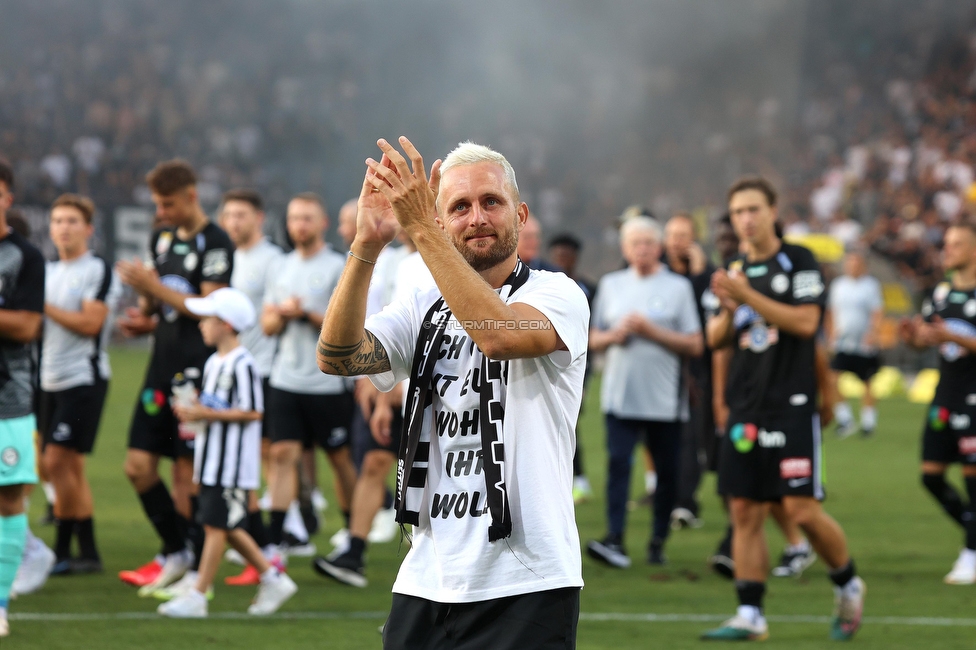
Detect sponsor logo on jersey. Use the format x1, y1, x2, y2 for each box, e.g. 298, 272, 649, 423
790, 393, 809, 406
758, 428, 786, 448
929, 405, 950, 431
183, 251, 198, 272
730, 422, 758, 453
934, 282, 951, 305
156, 232, 173, 256
159, 274, 195, 322
965, 300, 976, 318
1, 447, 19, 467
787, 477, 810, 488
780, 457, 811, 479
770, 273, 789, 294
740, 323, 779, 353
203, 249, 230, 277
940, 318, 976, 361
746, 265, 768, 278
792, 270, 824, 299
950, 292, 968, 304
173, 243, 190, 255
142, 388, 166, 416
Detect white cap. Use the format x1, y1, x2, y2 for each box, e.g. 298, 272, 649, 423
185, 287, 256, 332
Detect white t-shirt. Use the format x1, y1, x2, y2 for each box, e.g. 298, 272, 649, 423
231, 238, 284, 378
364, 269, 588, 603
828, 274, 884, 355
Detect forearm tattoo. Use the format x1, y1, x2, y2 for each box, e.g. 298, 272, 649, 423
317, 330, 391, 375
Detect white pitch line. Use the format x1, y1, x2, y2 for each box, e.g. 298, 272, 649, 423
8, 611, 976, 627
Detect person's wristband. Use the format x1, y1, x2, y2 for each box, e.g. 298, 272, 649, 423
348, 250, 376, 265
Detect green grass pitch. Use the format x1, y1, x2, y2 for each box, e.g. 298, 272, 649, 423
5, 346, 976, 649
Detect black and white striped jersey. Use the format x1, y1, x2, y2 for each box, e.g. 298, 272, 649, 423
193, 345, 263, 489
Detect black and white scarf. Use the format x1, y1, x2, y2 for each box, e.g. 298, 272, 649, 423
395, 259, 531, 542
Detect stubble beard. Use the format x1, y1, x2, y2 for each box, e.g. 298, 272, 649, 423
453, 225, 519, 273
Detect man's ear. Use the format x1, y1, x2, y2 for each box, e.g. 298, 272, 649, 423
517, 203, 529, 230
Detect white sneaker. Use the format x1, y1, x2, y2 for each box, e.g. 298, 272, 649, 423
139, 549, 193, 597
224, 548, 246, 566
330, 527, 351, 550
0, 607, 8, 637
311, 488, 328, 513
284, 500, 309, 542
944, 549, 976, 585
153, 571, 214, 601
247, 572, 298, 615
12, 534, 55, 596
157, 590, 208, 618
368, 507, 398, 544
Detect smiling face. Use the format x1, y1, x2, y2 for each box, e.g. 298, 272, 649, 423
49, 205, 93, 258
943, 225, 976, 272
436, 161, 526, 272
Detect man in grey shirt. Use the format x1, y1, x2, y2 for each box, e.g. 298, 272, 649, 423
586, 216, 703, 568
261, 193, 357, 555
218, 188, 283, 582
826, 249, 884, 437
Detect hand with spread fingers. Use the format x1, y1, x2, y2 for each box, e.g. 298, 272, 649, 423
354, 153, 402, 256
365, 136, 442, 238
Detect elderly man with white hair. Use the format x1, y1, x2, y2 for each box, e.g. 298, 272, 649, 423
586, 216, 703, 569
316, 137, 589, 649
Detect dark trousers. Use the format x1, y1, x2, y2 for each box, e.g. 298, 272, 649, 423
383, 587, 580, 650
605, 414, 681, 543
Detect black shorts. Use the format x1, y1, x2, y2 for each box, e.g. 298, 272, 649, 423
921, 403, 976, 465
127, 354, 206, 459
260, 377, 271, 439
383, 587, 580, 650
718, 409, 825, 502
831, 352, 880, 383
266, 387, 353, 450
38, 380, 109, 454
197, 484, 249, 530
364, 410, 404, 455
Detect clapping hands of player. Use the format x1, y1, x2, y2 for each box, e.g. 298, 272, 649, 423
276, 296, 304, 320
711, 268, 748, 312
365, 137, 442, 238
115, 258, 159, 295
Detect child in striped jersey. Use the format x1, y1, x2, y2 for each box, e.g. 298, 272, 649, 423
158, 288, 297, 618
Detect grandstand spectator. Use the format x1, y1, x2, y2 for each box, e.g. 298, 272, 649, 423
826, 249, 885, 437
261, 193, 357, 559
115, 160, 233, 594
587, 216, 703, 568
0, 159, 48, 638
900, 221, 976, 585
40, 194, 121, 575
517, 213, 561, 271
703, 177, 864, 642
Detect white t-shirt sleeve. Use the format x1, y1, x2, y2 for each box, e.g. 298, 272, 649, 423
364, 292, 422, 392
590, 276, 609, 330
869, 278, 884, 311
514, 273, 590, 369
677, 277, 702, 335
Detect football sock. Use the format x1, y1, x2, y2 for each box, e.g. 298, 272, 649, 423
964, 476, 976, 550
347, 536, 366, 562
829, 559, 856, 588
248, 511, 270, 549
54, 517, 76, 560
0, 514, 28, 607
187, 496, 204, 570
735, 580, 765, 613
834, 402, 854, 427
922, 473, 965, 526
645, 471, 657, 495
860, 406, 877, 431
269, 510, 286, 546
300, 504, 319, 536
139, 481, 186, 555
343, 510, 351, 529
76, 518, 99, 561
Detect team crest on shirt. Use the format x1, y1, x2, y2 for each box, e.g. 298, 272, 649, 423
965, 300, 976, 318
202, 249, 229, 276
934, 282, 951, 306
183, 251, 198, 272
156, 232, 173, 256
1, 447, 19, 467
770, 274, 789, 294
740, 323, 779, 353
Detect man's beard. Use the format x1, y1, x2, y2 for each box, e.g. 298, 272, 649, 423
453, 225, 519, 272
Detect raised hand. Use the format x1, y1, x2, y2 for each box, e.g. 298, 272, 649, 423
355, 153, 401, 251
365, 137, 442, 234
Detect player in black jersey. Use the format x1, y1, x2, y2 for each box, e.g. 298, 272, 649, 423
901, 221, 976, 585
115, 160, 233, 593
701, 177, 864, 642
